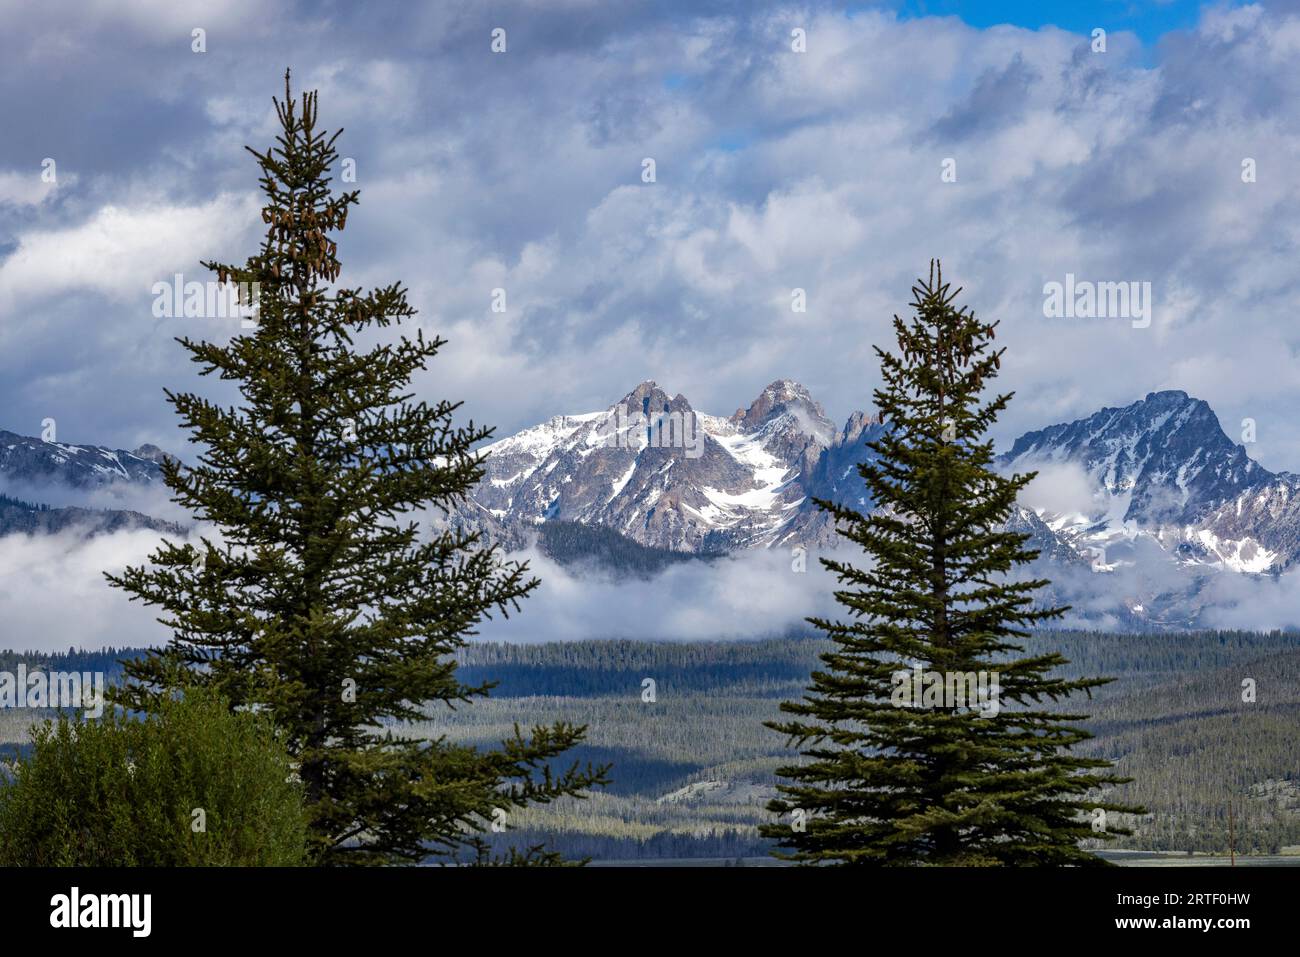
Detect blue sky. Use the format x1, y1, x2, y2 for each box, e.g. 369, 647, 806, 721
892, 1, 1209, 43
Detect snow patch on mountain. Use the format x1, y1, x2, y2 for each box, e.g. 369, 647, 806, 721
1000, 390, 1290, 578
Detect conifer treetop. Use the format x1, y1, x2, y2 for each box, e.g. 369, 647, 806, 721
763, 261, 1145, 866
107, 72, 608, 865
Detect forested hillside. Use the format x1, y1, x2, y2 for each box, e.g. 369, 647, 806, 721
2, 632, 1295, 860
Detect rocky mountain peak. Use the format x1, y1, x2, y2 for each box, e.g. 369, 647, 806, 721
730, 379, 836, 444
0, 429, 164, 488
840, 409, 885, 445
7, 383, 1298, 629
131, 443, 177, 465
617, 380, 672, 410
10, 383, 1300, 627
1005, 390, 1229, 464
1000, 388, 1277, 574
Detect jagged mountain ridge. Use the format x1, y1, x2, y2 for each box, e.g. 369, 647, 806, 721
1001, 391, 1270, 526
0, 433, 176, 537
998, 390, 1300, 575
2, 386, 1294, 586
0, 430, 165, 488
469, 379, 887, 553
469, 384, 1300, 581
6, 386, 1294, 631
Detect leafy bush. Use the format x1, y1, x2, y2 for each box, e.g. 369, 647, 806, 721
0, 688, 307, 865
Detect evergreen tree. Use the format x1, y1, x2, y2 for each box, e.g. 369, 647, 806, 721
763, 262, 1144, 865
107, 73, 608, 865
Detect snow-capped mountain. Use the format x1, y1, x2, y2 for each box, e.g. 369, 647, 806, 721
998, 390, 1296, 576
1001, 390, 1269, 525
6, 383, 1294, 630
7, 385, 1296, 605
470, 379, 879, 552
0, 431, 176, 536
469, 383, 1300, 599
0, 430, 165, 488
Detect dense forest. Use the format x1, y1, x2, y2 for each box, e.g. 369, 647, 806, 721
5, 630, 1293, 860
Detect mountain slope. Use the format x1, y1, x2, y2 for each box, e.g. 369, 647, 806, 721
468, 384, 1295, 573
0, 493, 182, 537
472, 379, 861, 552
0, 431, 165, 488
5, 384, 1297, 630
456, 383, 1300, 629
0, 434, 179, 538
999, 390, 1293, 574
1002, 391, 1270, 526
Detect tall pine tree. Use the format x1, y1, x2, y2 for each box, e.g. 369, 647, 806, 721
763, 262, 1143, 865
108, 73, 608, 865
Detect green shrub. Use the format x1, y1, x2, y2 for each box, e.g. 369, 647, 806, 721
0, 688, 307, 865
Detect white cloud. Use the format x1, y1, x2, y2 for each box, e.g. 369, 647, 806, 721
1018, 462, 1101, 517
6, 1, 1300, 638
0, 527, 174, 652
0, 0, 281, 45
477, 545, 840, 643
1200, 565, 1300, 631
0, 193, 261, 319
0, 170, 60, 208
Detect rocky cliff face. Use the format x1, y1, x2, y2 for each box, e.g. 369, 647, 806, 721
468, 379, 883, 553
998, 390, 1297, 574
0, 431, 165, 488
